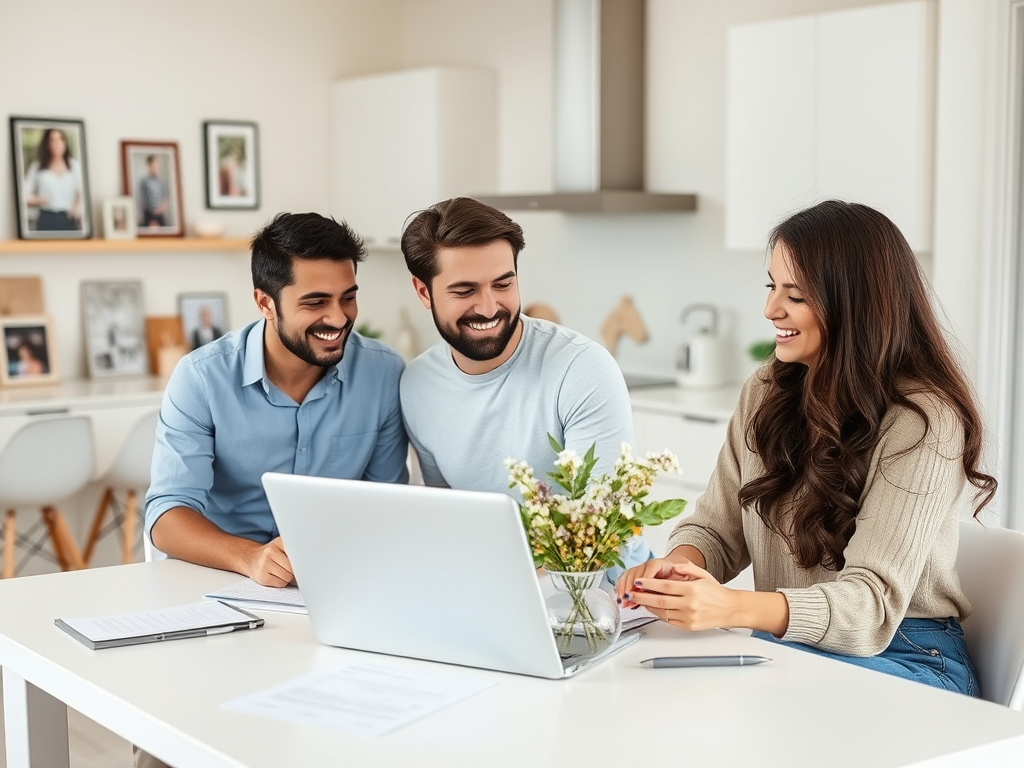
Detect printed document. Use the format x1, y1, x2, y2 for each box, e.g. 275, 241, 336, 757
204, 578, 306, 614
222, 661, 496, 737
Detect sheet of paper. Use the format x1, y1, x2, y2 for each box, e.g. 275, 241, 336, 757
222, 662, 496, 737
621, 605, 659, 631
204, 579, 306, 614
59, 601, 252, 642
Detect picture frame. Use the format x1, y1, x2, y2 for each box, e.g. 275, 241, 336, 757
9, 116, 92, 240
120, 140, 184, 237
102, 196, 137, 240
80, 281, 148, 379
178, 292, 229, 351
0, 315, 59, 386
203, 121, 259, 209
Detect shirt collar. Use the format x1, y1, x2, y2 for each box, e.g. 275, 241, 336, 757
242, 318, 347, 389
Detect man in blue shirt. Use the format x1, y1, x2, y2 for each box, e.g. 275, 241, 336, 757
145, 212, 408, 587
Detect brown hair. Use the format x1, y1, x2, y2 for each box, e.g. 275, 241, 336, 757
738, 200, 996, 570
400, 197, 525, 286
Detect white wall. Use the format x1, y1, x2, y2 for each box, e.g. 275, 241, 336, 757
0, 0, 404, 378
362, 0, 912, 381
0, 0, 981, 386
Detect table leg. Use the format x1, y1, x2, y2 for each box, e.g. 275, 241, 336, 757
2, 667, 70, 768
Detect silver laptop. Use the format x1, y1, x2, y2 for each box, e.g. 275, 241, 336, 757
261, 472, 639, 679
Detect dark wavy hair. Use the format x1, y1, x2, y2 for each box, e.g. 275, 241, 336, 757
738, 200, 996, 570
37, 128, 71, 170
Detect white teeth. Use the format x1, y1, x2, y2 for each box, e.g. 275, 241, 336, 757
776, 329, 799, 337
312, 330, 341, 341
467, 319, 499, 331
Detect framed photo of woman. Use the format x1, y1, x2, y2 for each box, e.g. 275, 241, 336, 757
121, 140, 185, 237
203, 120, 259, 210
0, 316, 59, 386
9, 116, 92, 240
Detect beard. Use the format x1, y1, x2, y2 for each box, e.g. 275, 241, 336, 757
430, 303, 521, 362
275, 313, 352, 367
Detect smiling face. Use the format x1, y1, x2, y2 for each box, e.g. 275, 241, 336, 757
413, 240, 523, 374
764, 242, 822, 368
258, 257, 358, 369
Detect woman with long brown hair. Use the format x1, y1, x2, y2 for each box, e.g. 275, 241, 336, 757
616, 200, 995, 695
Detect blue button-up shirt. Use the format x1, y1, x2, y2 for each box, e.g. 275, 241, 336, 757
145, 320, 409, 543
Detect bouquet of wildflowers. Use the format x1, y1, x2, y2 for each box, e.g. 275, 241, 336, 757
505, 435, 686, 573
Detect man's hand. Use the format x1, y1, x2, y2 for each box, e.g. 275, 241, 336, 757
245, 536, 294, 587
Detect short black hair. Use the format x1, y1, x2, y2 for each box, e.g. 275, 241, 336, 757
251, 212, 366, 304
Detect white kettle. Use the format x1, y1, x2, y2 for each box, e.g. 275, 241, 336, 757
676, 304, 728, 389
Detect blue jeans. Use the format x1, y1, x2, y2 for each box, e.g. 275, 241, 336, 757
753, 617, 980, 697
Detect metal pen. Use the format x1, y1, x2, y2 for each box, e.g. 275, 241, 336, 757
639, 655, 772, 668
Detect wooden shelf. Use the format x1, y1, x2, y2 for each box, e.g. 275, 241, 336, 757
0, 237, 250, 254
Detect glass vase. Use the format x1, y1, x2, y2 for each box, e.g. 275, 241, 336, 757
544, 569, 622, 658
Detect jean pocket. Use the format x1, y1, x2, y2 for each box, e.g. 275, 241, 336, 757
895, 628, 948, 675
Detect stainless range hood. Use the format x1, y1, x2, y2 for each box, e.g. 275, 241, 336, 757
478, 0, 696, 213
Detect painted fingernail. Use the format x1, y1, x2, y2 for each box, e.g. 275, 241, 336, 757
623, 593, 631, 601
616, 596, 622, 604
635, 580, 643, 587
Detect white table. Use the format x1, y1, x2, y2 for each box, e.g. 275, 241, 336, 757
2, 561, 1024, 768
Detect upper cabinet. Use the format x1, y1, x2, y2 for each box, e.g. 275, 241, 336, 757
725, 1, 935, 251
330, 67, 497, 250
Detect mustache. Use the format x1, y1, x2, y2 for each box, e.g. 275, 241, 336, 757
459, 310, 511, 325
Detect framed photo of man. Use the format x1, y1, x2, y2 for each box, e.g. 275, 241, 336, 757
0, 316, 59, 386
120, 140, 184, 237
178, 292, 228, 351
9, 116, 92, 240
203, 121, 259, 209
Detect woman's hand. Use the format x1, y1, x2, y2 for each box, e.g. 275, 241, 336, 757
616, 557, 695, 609
623, 560, 738, 631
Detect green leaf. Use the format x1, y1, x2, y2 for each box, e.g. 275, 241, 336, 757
548, 433, 564, 455
632, 498, 687, 525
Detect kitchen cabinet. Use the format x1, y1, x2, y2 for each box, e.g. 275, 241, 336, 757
330, 67, 496, 250
630, 387, 736, 557
725, 0, 935, 251
630, 385, 753, 589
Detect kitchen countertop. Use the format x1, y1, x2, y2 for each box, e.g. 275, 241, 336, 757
628, 383, 742, 421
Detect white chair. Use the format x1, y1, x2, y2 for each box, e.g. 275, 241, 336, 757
83, 410, 158, 566
0, 416, 94, 578
956, 520, 1024, 709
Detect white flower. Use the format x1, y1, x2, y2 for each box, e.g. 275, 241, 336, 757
619, 500, 634, 520
554, 449, 581, 474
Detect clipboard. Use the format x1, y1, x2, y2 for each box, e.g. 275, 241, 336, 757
55, 600, 264, 650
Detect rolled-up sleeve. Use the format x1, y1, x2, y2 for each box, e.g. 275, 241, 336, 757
144, 358, 215, 535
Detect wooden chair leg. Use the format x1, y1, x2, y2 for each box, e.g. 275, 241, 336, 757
3, 510, 16, 579
121, 490, 137, 565
83, 487, 113, 565
44, 507, 86, 571
41, 508, 68, 570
